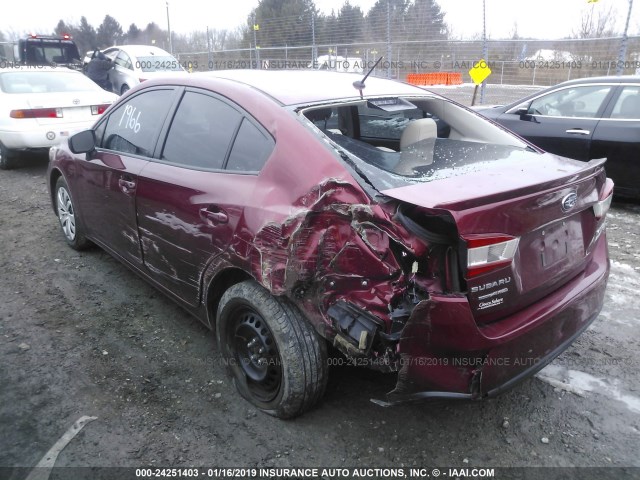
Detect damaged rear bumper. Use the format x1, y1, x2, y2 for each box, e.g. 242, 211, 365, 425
380, 234, 609, 405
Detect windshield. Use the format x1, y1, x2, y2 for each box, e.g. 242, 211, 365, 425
302, 97, 534, 191
0, 71, 100, 93
136, 56, 184, 72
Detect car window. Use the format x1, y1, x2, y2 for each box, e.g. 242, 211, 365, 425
161, 91, 242, 170
528, 85, 612, 118
115, 51, 132, 70
610, 86, 640, 119
226, 118, 274, 172
100, 89, 175, 157
358, 103, 424, 139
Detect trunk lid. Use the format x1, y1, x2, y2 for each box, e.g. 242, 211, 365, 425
26, 92, 113, 125
382, 154, 608, 323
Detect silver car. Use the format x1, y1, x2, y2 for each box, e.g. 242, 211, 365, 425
100, 45, 186, 95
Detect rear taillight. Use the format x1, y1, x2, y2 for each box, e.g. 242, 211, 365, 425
464, 234, 519, 278
91, 104, 110, 115
10, 108, 63, 119
594, 178, 614, 220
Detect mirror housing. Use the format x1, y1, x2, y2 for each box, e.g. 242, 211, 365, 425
516, 106, 530, 117
68, 129, 96, 154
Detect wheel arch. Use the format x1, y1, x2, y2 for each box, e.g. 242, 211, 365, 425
49, 168, 63, 214
204, 267, 253, 330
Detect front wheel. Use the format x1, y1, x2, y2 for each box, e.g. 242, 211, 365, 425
55, 176, 91, 250
121, 84, 130, 95
217, 281, 328, 419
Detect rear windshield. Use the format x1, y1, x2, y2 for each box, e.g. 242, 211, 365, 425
24, 40, 80, 65
0, 71, 100, 94
136, 56, 184, 72
302, 97, 533, 191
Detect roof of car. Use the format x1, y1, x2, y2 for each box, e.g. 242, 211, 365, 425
197, 69, 432, 106
557, 75, 640, 86
0, 66, 81, 74
114, 45, 173, 56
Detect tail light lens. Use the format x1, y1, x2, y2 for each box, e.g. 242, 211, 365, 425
91, 104, 110, 115
464, 234, 519, 278
594, 178, 614, 220
10, 108, 63, 119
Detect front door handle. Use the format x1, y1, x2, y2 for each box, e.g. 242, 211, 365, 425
565, 129, 590, 135
200, 206, 228, 224
118, 178, 136, 193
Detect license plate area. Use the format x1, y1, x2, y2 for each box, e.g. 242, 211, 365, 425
519, 217, 585, 292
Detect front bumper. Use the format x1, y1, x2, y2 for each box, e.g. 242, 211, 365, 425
382, 233, 609, 404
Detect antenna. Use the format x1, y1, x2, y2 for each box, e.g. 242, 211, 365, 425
353, 56, 383, 99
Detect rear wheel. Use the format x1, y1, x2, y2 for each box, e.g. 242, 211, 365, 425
217, 280, 328, 418
55, 176, 91, 250
121, 84, 130, 95
0, 142, 16, 170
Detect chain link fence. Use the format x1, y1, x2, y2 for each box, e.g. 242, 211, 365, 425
174, 6, 640, 106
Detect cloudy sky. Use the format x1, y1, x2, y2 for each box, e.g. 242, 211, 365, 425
2, 0, 638, 40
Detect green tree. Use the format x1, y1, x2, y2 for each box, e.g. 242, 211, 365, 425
405, 0, 447, 40
124, 24, 142, 44
336, 1, 365, 44
245, 0, 316, 48
74, 17, 97, 57
97, 15, 124, 48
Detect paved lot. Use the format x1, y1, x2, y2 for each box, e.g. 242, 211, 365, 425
1, 153, 639, 479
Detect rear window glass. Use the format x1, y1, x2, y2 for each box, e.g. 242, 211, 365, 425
0, 71, 100, 93
226, 118, 274, 172
303, 97, 532, 190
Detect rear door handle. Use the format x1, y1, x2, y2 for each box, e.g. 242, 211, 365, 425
118, 178, 136, 193
199, 206, 228, 224
565, 129, 590, 135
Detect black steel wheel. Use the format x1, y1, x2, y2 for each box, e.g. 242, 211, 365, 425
217, 280, 328, 418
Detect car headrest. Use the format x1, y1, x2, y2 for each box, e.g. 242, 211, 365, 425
305, 108, 333, 124
400, 118, 438, 150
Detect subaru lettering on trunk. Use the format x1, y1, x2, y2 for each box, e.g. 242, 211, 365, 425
47, 70, 611, 418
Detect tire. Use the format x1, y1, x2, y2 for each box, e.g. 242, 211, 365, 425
217, 280, 328, 419
0, 142, 16, 170
121, 84, 130, 95
54, 176, 91, 250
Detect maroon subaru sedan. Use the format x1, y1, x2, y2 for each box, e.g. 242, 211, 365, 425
47, 70, 612, 418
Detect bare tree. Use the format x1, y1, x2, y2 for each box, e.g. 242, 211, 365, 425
574, 3, 618, 38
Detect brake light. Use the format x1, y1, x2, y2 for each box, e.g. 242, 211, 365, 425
91, 104, 110, 115
29, 33, 38, 38
464, 234, 519, 278
62, 33, 71, 40
594, 178, 614, 220
10, 108, 63, 119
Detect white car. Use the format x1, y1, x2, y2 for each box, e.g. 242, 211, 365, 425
101, 45, 186, 95
0, 67, 117, 169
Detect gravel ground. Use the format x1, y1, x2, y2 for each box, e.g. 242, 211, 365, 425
1, 153, 639, 479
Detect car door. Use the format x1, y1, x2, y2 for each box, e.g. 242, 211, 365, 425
111, 50, 134, 94
591, 84, 640, 197
135, 88, 275, 307
75, 87, 178, 267
496, 84, 615, 160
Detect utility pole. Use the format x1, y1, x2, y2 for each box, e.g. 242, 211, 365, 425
311, 11, 317, 66
617, 0, 634, 75
386, 0, 392, 78
480, 0, 488, 104
253, 14, 260, 69
166, 1, 173, 54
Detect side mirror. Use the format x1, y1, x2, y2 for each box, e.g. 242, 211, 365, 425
68, 130, 96, 154
516, 106, 530, 117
